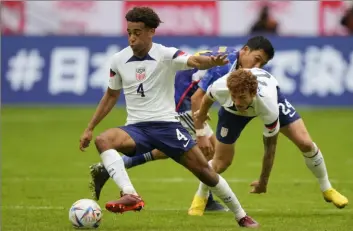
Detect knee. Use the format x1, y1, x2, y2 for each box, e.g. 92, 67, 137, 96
95, 134, 112, 153
297, 140, 314, 153
212, 159, 232, 174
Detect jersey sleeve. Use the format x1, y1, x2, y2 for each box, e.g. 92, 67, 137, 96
258, 85, 280, 137
205, 74, 230, 105
198, 65, 229, 92
108, 55, 122, 90
162, 46, 192, 71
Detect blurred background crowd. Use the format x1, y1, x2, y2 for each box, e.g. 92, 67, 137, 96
2, 1, 353, 36
1, 1, 353, 107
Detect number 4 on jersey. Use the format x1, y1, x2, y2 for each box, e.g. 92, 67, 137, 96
137, 83, 145, 97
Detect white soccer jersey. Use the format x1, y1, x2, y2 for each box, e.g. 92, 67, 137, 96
108, 43, 192, 125
206, 68, 280, 137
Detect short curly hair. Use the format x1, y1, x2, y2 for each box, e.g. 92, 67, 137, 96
227, 69, 258, 96
125, 7, 162, 29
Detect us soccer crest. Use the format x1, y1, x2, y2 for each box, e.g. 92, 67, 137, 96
136, 67, 146, 81
220, 127, 228, 137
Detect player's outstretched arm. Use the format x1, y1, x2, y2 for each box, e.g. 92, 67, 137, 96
79, 88, 120, 151
193, 93, 214, 130
187, 54, 229, 70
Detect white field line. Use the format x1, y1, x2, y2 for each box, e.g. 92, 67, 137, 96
2, 177, 353, 184
1, 206, 351, 214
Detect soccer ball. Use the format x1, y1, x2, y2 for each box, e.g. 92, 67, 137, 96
69, 199, 102, 229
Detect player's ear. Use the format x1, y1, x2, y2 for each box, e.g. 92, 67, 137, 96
149, 28, 156, 36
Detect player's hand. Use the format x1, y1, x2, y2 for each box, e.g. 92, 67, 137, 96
197, 136, 214, 159
80, 128, 93, 151
250, 180, 267, 194
210, 54, 229, 66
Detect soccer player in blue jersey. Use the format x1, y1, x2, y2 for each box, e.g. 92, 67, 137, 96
89, 36, 274, 213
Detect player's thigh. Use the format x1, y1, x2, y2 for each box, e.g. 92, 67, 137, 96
95, 127, 136, 154
216, 107, 254, 145
280, 119, 313, 153
212, 140, 235, 174
179, 145, 219, 187
146, 121, 196, 161
277, 92, 313, 152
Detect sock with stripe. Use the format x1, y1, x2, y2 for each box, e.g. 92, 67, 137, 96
122, 152, 154, 169
303, 142, 332, 192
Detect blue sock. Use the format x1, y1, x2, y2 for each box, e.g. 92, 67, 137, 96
122, 152, 154, 169
207, 192, 215, 204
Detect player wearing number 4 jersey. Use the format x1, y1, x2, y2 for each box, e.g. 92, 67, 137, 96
189, 67, 348, 216
89, 37, 275, 214
79, 7, 259, 228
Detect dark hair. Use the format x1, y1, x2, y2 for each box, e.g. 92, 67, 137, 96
227, 69, 258, 96
125, 7, 162, 29
244, 36, 275, 61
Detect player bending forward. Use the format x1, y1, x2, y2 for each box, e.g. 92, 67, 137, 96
79, 7, 259, 228
188, 68, 348, 216
89, 37, 275, 213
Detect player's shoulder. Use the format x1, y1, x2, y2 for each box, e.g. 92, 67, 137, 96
151, 43, 181, 60
111, 46, 133, 64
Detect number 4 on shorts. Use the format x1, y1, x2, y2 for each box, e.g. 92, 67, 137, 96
176, 128, 188, 141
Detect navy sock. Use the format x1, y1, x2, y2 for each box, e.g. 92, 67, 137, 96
207, 192, 215, 204
122, 152, 153, 169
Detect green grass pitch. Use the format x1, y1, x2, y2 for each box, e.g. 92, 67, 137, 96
2, 107, 353, 231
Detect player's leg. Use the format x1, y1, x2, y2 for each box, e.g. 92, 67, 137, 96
179, 111, 226, 211
122, 149, 168, 169
94, 126, 150, 213
278, 94, 348, 208
89, 149, 167, 201
189, 108, 254, 216
179, 145, 258, 228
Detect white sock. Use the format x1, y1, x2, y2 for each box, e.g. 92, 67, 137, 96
303, 143, 332, 192
101, 149, 137, 195
209, 175, 246, 221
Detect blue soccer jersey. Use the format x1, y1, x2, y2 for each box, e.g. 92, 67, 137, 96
174, 46, 239, 113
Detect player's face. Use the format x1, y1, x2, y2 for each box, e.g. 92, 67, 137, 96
127, 22, 155, 54
239, 47, 269, 69
230, 91, 255, 112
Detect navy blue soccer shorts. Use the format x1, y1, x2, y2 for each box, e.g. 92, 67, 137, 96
119, 121, 196, 162
216, 87, 301, 144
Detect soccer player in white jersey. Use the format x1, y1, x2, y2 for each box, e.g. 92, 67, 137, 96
189, 67, 348, 215
79, 7, 259, 228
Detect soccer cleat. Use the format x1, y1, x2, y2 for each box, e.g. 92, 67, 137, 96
105, 193, 145, 214
89, 163, 110, 201
188, 195, 207, 216
205, 200, 229, 212
323, 188, 348, 209
237, 215, 260, 228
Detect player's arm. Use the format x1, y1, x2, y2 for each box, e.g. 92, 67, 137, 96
193, 90, 214, 129
164, 47, 228, 71
86, 88, 120, 131
256, 89, 280, 190
80, 66, 122, 151
187, 54, 228, 70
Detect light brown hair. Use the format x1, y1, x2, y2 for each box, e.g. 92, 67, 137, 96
226, 69, 258, 96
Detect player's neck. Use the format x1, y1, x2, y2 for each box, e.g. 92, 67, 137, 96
133, 43, 153, 58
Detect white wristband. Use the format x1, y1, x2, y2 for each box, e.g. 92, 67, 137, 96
196, 129, 206, 137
